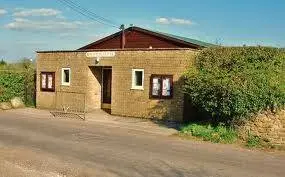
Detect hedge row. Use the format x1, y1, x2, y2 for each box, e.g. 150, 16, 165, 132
184, 47, 285, 122
0, 71, 25, 102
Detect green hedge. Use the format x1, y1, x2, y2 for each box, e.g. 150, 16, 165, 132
184, 47, 285, 122
0, 71, 25, 102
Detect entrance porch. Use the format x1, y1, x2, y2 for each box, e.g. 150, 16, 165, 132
88, 66, 112, 113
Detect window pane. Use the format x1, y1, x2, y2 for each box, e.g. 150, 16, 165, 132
41, 74, 46, 88
152, 77, 161, 96
162, 78, 171, 96
135, 71, 143, 86
64, 69, 70, 83
47, 74, 53, 89
41, 72, 55, 92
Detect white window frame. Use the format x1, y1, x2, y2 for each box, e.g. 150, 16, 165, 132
131, 69, 144, 90
61, 68, 71, 86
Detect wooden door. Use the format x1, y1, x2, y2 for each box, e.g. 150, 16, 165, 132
103, 68, 112, 104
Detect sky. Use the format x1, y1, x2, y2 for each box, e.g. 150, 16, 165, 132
0, 0, 285, 62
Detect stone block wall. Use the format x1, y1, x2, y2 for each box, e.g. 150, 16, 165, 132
37, 49, 197, 121
36, 52, 102, 112
97, 50, 197, 121
237, 110, 285, 145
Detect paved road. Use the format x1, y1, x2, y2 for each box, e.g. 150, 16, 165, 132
0, 109, 285, 177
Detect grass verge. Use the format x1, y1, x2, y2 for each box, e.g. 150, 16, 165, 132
179, 123, 238, 144
179, 122, 284, 151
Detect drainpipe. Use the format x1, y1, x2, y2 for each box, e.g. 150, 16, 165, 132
120, 24, 125, 49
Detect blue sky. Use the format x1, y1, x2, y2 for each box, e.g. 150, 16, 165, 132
0, 0, 285, 61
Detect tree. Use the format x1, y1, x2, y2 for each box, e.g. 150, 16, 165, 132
0, 59, 7, 65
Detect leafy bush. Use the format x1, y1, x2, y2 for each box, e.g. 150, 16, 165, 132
0, 71, 25, 102
180, 123, 238, 144
184, 47, 285, 122
0, 59, 35, 105
246, 134, 262, 148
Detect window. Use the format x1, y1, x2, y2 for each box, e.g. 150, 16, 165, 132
132, 69, 144, 90
62, 68, 71, 86
150, 75, 173, 99
40, 72, 55, 92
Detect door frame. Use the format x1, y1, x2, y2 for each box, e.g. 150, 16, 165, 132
101, 67, 112, 109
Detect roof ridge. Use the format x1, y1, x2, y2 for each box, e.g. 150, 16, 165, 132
79, 26, 214, 50
129, 26, 214, 48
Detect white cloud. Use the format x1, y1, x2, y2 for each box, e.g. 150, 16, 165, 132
13, 8, 61, 17
0, 9, 7, 16
156, 17, 194, 25
170, 18, 194, 25
156, 18, 170, 25
4, 18, 90, 32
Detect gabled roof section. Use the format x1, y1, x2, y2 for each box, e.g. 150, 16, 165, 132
78, 26, 214, 50
154, 31, 214, 48
78, 30, 122, 50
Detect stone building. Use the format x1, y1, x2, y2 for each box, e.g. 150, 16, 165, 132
36, 26, 213, 121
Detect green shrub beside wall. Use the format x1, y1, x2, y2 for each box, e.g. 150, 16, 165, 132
0, 72, 25, 102
180, 123, 238, 144
184, 47, 285, 123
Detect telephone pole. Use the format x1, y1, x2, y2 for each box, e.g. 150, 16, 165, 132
120, 24, 125, 49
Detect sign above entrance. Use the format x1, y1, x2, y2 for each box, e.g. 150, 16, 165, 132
86, 51, 116, 58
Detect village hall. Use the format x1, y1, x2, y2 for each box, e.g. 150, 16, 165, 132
36, 26, 213, 121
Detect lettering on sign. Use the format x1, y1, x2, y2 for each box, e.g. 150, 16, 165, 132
86, 51, 116, 58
